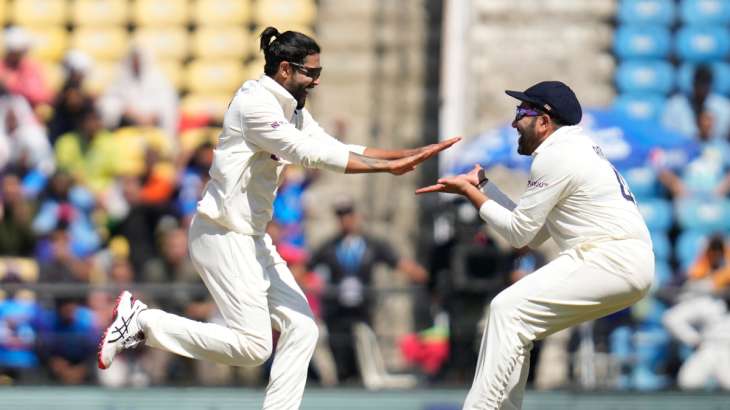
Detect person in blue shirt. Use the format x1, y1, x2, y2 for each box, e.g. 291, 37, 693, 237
37, 297, 99, 384
662, 65, 730, 141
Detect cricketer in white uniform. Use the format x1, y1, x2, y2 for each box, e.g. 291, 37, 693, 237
97, 27, 458, 410
417, 81, 655, 410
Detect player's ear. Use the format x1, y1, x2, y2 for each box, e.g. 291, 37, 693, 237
278, 61, 291, 79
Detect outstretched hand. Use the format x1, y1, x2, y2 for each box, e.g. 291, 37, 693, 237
388, 137, 461, 175
415, 164, 483, 195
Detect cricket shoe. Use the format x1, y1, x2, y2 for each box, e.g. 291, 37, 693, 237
97, 290, 147, 369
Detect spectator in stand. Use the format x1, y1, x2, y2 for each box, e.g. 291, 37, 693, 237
0, 88, 55, 179
32, 171, 100, 260
0, 277, 41, 384
310, 196, 428, 382
37, 297, 99, 384
141, 226, 200, 309
54, 104, 121, 196
662, 65, 730, 141
663, 234, 730, 390
38, 227, 91, 283
273, 166, 318, 248
0, 27, 52, 108
0, 172, 35, 256
111, 175, 177, 274
656, 110, 730, 199
98, 46, 178, 148
176, 141, 213, 223
48, 50, 95, 144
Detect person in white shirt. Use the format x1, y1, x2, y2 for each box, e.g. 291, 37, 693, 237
417, 81, 654, 409
96, 27, 458, 409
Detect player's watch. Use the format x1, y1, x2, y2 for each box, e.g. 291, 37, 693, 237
476, 168, 489, 188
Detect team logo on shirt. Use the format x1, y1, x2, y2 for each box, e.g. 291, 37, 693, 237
527, 179, 548, 189
271, 121, 283, 129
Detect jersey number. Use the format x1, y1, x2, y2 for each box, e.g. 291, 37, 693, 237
612, 167, 636, 204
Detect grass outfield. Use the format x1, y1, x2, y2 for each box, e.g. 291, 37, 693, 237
1, 388, 730, 409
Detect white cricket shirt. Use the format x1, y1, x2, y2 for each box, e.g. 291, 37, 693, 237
479, 126, 652, 251
197, 75, 365, 235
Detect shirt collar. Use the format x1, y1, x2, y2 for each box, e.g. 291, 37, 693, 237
532, 125, 581, 156
259, 74, 298, 116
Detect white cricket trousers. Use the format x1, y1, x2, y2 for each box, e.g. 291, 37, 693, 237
463, 239, 654, 410
137, 215, 318, 410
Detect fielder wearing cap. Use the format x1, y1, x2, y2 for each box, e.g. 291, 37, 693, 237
418, 81, 654, 409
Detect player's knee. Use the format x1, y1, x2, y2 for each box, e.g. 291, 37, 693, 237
489, 290, 520, 318
291, 315, 319, 349
234, 330, 273, 366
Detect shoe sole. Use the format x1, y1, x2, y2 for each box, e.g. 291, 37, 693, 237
97, 291, 131, 370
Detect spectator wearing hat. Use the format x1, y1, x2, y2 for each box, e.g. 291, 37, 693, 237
0, 27, 52, 108
309, 196, 427, 382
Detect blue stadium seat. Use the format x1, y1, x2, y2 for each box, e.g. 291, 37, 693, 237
675, 198, 730, 232
675, 229, 709, 269
650, 231, 672, 261
614, 25, 672, 59
677, 62, 730, 95
616, 60, 675, 94
624, 166, 660, 200
614, 93, 666, 121
680, 0, 730, 25
619, 0, 676, 25
675, 25, 730, 62
654, 258, 673, 287
639, 199, 673, 231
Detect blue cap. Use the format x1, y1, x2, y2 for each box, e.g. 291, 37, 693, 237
505, 81, 582, 125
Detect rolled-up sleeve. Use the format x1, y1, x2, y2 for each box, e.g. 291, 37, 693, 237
241, 99, 351, 173
479, 151, 573, 248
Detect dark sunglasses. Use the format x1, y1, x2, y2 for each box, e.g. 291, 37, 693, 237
289, 62, 322, 80
514, 106, 543, 122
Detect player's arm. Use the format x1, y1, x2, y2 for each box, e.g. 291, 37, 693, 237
301, 108, 459, 162
417, 154, 571, 248
344, 143, 457, 175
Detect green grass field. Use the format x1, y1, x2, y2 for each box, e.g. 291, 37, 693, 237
2, 387, 730, 410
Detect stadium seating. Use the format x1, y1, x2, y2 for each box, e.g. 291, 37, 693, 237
192, 27, 252, 60
679, 0, 730, 24
638, 198, 673, 231
675, 198, 730, 232
623, 166, 660, 199
618, 0, 676, 25
675, 229, 708, 269
71, 26, 128, 61
613, 93, 667, 121
615, 60, 675, 94
184, 59, 243, 94
191, 0, 252, 25
11, 0, 67, 26
133, 27, 190, 61
675, 25, 730, 62
614, 25, 672, 59
71, 0, 128, 26
254, 0, 317, 27
132, 0, 188, 26
649, 231, 672, 261
25, 26, 68, 62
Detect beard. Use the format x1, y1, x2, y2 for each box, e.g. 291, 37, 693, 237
516, 118, 538, 156
287, 82, 313, 109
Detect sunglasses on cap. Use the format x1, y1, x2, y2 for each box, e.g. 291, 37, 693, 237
289, 62, 322, 80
